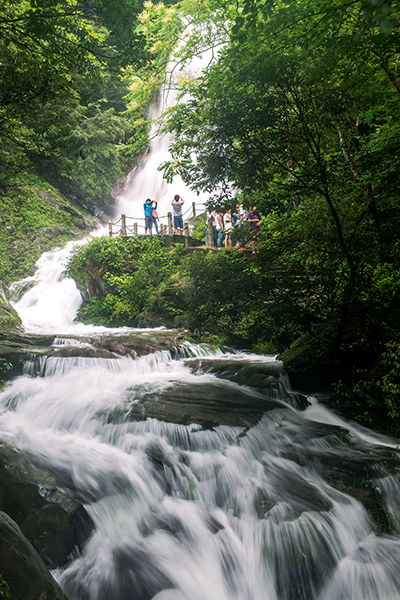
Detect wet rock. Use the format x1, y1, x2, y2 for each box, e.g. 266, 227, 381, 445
186, 357, 310, 410
0, 443, 93, 568
80, 330, 187, 358
275, 415, 400, 532
0, 511, 68, 600
206, 513, 225, 534
93, 339, 137, 357
263, 464, 332, 514
0, 330, 188, 379
125, 380, 285, 428
51, 345, 118, 359
62, 546, 172, 600
0, 332, 55, 379
186, 357, 283, 389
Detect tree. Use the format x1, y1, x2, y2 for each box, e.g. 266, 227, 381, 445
0, 0, 144, 206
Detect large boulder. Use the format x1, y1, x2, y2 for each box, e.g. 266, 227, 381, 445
0, 511, 68, 600
186, 357, 284, 389
0, 444, 93, 569
186, 356, 309, 409
120, 380, 285, 429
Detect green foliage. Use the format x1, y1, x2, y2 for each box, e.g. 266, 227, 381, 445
67, 237, 292, 348
0, 575, 11, 600
67, 237, 188, 326
0, 359, 13, 382
0, 0, 146, 210
191, 213, 206, 242
378, 341, 400, 419
0, 292, 21, 331
185, 249, 259, 339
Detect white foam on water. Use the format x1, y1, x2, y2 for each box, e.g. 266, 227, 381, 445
1, 347, 400, 600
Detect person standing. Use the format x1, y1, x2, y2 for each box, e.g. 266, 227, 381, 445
223, 208, 232, 248
247, 205, 262, 253
144, 198, 154, 235
151, 200, 159, 236
171, 194, 184, 235
235, 202, 247, 248
214, 211, 224, 247
231, 206, 240, 248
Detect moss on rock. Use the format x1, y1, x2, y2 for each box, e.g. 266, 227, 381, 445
0, 284, 21, 332
0, 174, 97, 285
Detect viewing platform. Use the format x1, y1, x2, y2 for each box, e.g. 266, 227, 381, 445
108, 201, 204, 247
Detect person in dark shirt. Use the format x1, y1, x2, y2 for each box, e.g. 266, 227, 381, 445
231, 207, 240, 247
247, 206, 262, 230
247, 205, 262, 253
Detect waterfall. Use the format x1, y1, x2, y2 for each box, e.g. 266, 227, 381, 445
116, 52, 208, 226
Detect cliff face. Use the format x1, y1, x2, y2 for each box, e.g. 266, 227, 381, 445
0, 175, 97, 286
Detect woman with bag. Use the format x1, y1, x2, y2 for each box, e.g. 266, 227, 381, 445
151, 200, 160, 236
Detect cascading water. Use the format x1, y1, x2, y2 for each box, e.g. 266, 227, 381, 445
2, 46, 400, 600
1, 342, 400, 600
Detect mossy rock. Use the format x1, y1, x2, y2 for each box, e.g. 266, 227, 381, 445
0, 175, 97, 285
279, 331, 332, 391
0, 283, 21, 333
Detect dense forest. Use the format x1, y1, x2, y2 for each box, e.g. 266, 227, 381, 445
1, 0, 399, 429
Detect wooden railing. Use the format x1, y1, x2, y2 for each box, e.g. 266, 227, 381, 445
108, 202, 203, 245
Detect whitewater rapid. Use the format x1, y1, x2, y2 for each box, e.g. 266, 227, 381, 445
1, 334, 400, 600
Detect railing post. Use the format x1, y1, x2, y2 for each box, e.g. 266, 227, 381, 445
121, 214, 127, 237
207, 219, 214, 248
192, 202, 196, 218
168, 212, 173, 235
121, 215, 126, 237
108, 222, 113, 237
160, 224, 166, 236
184, 222, 189, 247
133, 222, 138, 236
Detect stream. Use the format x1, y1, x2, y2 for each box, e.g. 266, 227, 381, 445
1, 236, 400, 600
1, 73, 400, 600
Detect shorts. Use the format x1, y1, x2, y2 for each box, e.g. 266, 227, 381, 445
145, 216, 153, 229
174, 215, 183, 229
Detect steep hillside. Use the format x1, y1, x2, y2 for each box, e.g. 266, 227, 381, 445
0, 175, 97, 286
